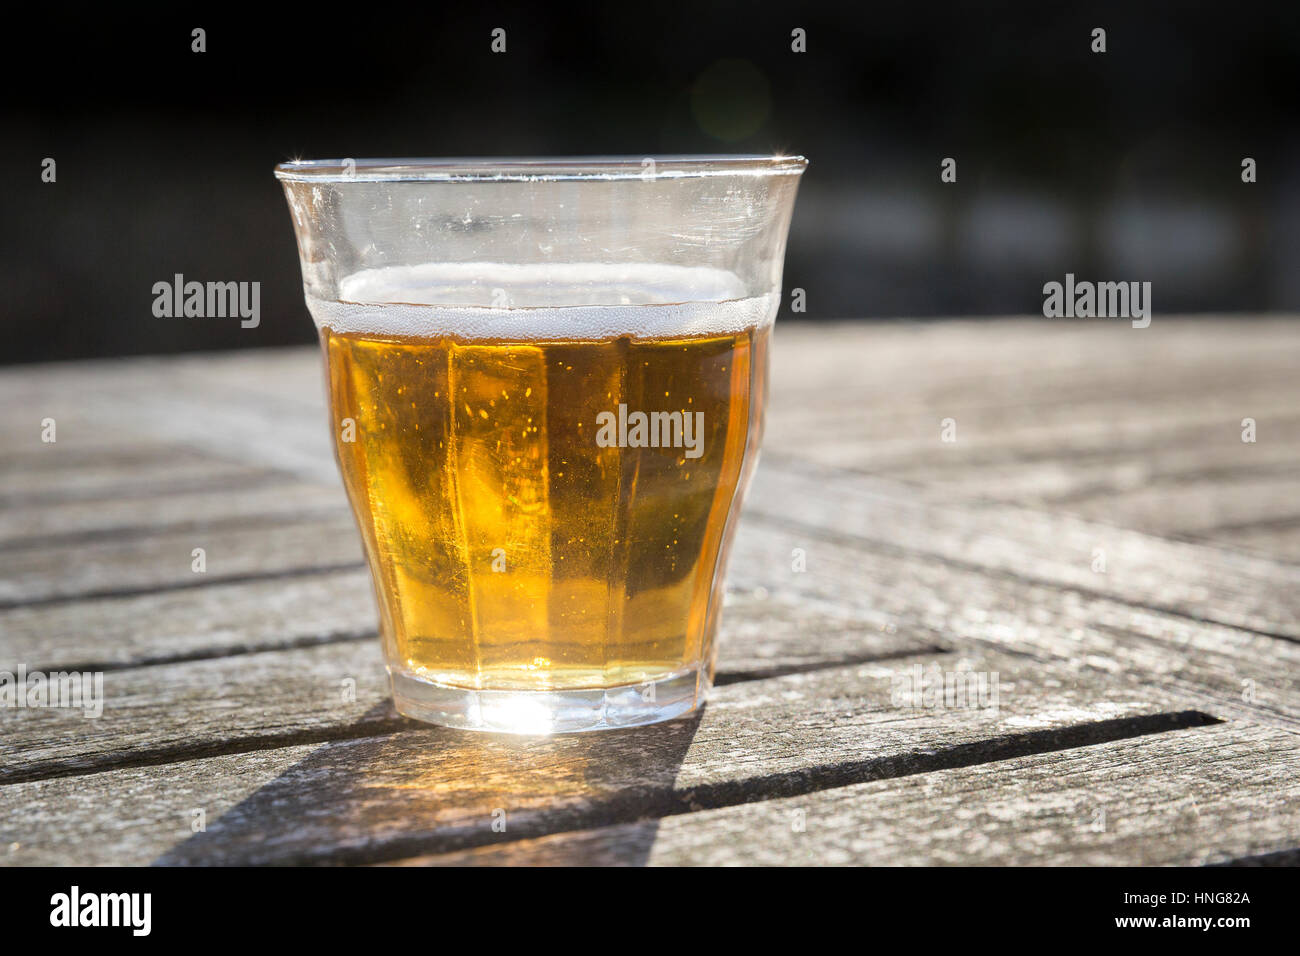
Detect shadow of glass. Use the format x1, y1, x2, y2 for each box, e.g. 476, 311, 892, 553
153, 701, 705, 866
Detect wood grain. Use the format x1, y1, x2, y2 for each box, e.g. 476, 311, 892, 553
397, 721, 1300, 867
0, 651, 1204, 865
1, 317, 1297, 866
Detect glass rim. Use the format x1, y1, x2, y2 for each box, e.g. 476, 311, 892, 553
273, 154, 808, 184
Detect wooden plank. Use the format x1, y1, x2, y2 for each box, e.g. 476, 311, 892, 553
873, 421, 1300, 508
0, 441, 209, 474
0, 408, 153, 451
0, 455, 281, 506
767, 392, 1300, 476
767, 318, 1300, 417
0, 480, 346, 547
1207, 521, 1300, 564
153, 348, 329, 413
398, 722, 1300, 866
0, 354, 337, 485
764, 322, 1300, 563
726, 514, 1300, 727
749, 461, 1300, 641
0, 650, 1201, 864
0, 568, 378, 670
0, 514, 363, 608
1060, 473, 1300, 541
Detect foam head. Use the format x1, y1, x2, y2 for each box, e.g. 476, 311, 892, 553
307, 262, 776, 340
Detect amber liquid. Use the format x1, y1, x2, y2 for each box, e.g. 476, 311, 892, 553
323, 325, 769, 691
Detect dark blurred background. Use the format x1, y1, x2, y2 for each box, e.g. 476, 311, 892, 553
4, 1, 1299, 364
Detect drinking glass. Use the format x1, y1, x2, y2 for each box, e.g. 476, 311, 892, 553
276, 156, 806, 733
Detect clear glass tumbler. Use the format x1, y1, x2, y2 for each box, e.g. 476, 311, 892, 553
276, 156, 806, 733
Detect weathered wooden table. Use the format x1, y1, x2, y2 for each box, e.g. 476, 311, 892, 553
3, 318, 1298, 866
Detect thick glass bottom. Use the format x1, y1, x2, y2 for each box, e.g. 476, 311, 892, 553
390, 666, 707, 735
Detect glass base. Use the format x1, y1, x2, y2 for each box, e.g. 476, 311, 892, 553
390, 666, 708, 735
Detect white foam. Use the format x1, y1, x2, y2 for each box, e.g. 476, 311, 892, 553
307, 262, 775, 340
